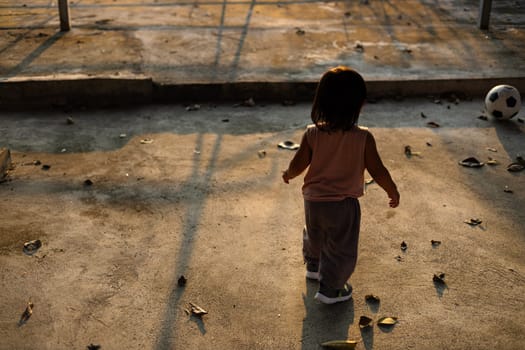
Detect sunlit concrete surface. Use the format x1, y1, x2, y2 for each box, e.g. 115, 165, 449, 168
0, 0, 524, 85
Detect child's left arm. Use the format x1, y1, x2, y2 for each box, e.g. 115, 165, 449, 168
282, 132, 312, 184
364, 131, 400, 207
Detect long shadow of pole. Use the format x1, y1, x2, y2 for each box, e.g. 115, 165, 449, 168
3, 30, 66, 79
154, 132, 222, 350
213, 0, 228, 76
228, 0, 256, 81
0, 13, 57, 55
0, 1, 58, 77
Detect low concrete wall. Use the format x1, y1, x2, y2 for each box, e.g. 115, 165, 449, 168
153, 77, 525, 102
152, 82, 318, 103
366, 77, 525, 100
0, 75, 153, 109
1, 75, 523, 107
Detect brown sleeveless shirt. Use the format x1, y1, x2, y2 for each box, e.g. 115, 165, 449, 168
302, 125, 368, 201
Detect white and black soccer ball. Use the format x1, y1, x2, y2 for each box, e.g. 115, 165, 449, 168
484, 85, 521, 120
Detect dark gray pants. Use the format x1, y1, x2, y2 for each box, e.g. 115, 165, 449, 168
303, 197, 361, 289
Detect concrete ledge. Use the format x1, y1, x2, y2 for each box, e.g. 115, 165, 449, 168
367, 77, 525, 99
0, 148, 11, 180
154, 77, 525, 103
152, 82, 318, 103
1, 75, 524, 108
0, 74, 153, 109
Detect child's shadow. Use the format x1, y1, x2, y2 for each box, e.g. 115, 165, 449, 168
301, 280, 354, 349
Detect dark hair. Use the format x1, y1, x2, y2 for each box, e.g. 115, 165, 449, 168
311, 66, 367, 131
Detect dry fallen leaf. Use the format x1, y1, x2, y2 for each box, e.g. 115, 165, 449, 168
177, 275, 187, 287
185, 104, 201, 111
359, 315, 373, 328
365, 294, 380, 303
433, 273, 446, 284
321, 340, 358, 349
23, 240, 42, 255
18, 300, 34, 326
278, 141, 300, 150
404, 145, 421, 157
464, 218, 482, 226
189, 302, 208, 316
295, 27, 305, 35
241, 98, 256, 107
459, 157, 484, 168
377, 317, 398, 326
507, 163, 524, 172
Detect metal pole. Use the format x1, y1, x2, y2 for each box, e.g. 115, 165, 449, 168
58, 0, 71, 31
478, 0, 492, 30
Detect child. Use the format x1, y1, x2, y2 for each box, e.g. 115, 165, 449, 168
282, 66, 400, 304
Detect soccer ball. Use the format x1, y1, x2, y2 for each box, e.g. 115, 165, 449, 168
484, 85, 521, 120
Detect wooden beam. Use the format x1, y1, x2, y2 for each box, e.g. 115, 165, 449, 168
58, 0, 71, 31
478, 0, 492, 30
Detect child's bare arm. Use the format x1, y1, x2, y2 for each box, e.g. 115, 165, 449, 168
364, 132, 400, 207
282, 133, 312, 184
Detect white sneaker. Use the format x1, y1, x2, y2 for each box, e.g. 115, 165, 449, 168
306, 261, 320, 281
314, 283, 353, 304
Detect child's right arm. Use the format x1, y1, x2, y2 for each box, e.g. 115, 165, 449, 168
364, 132, 400, 208
282, 132, 312, 184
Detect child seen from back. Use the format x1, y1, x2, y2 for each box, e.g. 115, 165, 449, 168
282, 66, 400, 304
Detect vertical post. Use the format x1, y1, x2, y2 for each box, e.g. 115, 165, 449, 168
478, 0, 492, 30
58, 0, 71, 31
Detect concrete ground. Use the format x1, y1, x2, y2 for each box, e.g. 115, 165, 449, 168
1, 0, 525, 350
0, 98, 524, 350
